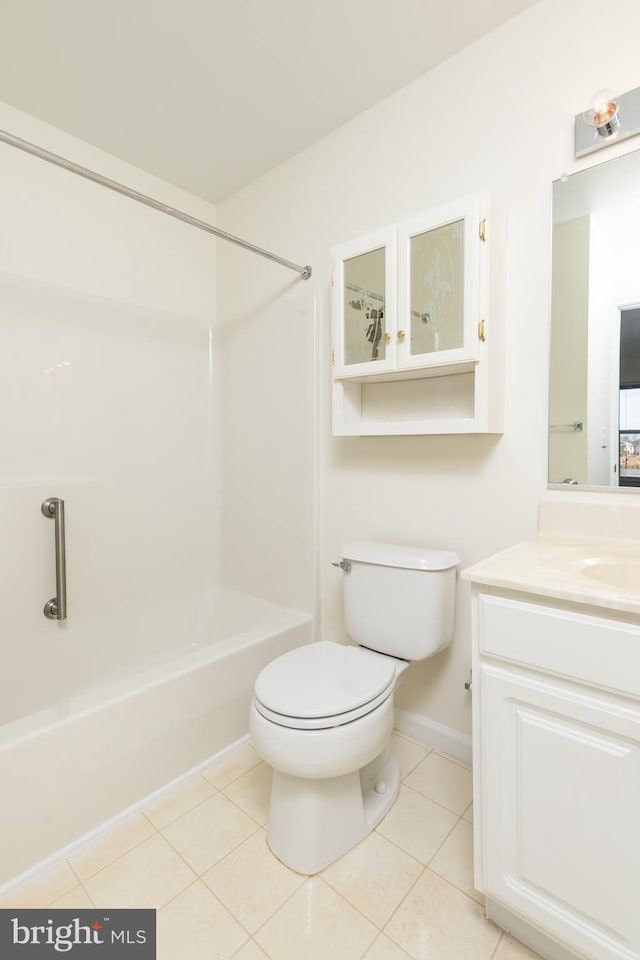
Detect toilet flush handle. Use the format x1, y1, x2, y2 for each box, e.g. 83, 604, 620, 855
331, 560, 351, 574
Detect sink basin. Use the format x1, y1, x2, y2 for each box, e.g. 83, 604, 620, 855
582, 557, 640, 592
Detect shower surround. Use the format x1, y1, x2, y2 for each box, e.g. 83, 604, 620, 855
0, 107, 316, 888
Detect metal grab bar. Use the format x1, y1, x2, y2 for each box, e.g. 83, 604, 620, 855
41, 498, 67, 621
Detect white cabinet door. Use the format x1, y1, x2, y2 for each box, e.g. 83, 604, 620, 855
331, 226, 397, 378
480, 662, 640, 960
396, 194, 481, 371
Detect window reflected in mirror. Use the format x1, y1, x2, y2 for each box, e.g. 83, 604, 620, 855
619, 307, 640, 486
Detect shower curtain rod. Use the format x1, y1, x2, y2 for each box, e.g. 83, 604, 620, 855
0, 128, 312, 280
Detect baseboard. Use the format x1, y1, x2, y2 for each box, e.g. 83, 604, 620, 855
487, 898, 582, 960
394, 708, 472, 766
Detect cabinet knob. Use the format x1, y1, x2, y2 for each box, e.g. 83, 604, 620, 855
384, 333, 391, 344
397, 330, 405, 342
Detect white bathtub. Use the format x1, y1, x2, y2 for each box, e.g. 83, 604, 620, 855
0, 590, 312, 888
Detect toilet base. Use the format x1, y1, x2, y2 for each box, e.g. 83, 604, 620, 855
266, 745, 400, 874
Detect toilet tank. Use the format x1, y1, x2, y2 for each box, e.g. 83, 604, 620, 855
341, 542, 459, 660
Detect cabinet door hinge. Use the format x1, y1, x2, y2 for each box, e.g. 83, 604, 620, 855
479, 218, 487, 242
478, 320, 486, 342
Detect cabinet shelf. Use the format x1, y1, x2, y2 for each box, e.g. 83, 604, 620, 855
335, 371, 481, 436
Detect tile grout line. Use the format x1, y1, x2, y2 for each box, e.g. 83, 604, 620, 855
70, 820, 198, 913
255, 874, 382, 953
375, 803, 486, 917
201, 756, 263, 792
61, 817, 161, 887
198, 842, 307, 943
159, 818, 262, 889
380, 862, 491, 960
311, 871, 399, 936
59, 858, 99, 911
80, 883, 98, 909
397, 779, 473, 820
141, 777, 267, 881
228, 937, 266, 960
9, 748, 263, 912
199, 828, 310, 937
140, 787, 220, 833
154, 872, 253, 955
421, 812, 479, 899
432, 749, 473, 772
32, 739, 479, 957
219, 788, 269, 830
378, 863, 428, 954
319, 833, 424, 923
426, 814, 484, 906
490, 931, 506, 959
248, 870, 320, 944
247, 870, 383, 948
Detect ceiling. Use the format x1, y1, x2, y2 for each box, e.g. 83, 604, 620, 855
0, 0, 537, 203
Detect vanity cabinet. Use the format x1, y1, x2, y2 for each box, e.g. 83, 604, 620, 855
471, 590, 640, 960
331, 190, 504, 436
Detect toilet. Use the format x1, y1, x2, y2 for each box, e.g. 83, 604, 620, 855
250, 541, 459, 874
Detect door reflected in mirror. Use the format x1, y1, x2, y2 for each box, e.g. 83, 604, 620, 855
549, 149, 640, 488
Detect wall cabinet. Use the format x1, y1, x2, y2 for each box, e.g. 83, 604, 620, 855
331, 191, 504, 435
471, 591, 640, 960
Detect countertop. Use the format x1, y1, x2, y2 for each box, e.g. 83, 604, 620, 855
461, 533, 640, 617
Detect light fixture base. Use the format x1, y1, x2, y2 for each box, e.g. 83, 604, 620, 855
575, 85, 640, 157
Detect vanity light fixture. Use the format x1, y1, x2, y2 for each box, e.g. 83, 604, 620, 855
575, 84, 640, 157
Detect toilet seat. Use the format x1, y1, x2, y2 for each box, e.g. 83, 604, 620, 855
253, 641, 397, 730
253, 682, 395, 730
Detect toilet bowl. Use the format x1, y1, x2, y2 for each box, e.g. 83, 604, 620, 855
250, 641, 407, 873
250, 541, 459, 874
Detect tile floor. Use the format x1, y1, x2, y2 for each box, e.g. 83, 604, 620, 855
0, 732, 543, 960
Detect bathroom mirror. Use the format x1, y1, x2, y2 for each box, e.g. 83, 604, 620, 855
549, 148, 640, 488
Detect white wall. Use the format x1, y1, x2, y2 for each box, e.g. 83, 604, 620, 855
217, 0, 640, 737
215, 282, 318, 615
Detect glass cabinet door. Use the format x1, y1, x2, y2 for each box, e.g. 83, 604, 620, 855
408, 218, 464, 355
397, 196, 480, 370
343, 247, 387, 366
332, 227, 396, 378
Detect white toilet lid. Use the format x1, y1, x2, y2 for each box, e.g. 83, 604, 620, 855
254, 641, 397, 721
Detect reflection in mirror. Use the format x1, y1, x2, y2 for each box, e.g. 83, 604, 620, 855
619, 307, 640, 485
343, 247, 386, 365
549, 149, 640, 488
409, 219, 464, 356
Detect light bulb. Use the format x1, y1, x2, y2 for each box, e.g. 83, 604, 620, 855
583, 89, 620, 138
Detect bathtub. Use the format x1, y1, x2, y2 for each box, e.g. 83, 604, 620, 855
0, 588, 313, 889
